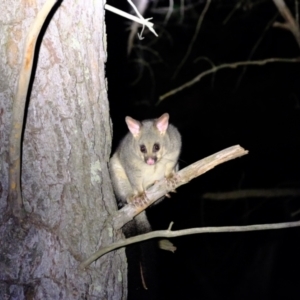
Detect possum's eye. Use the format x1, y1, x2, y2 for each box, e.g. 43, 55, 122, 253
140, 145, 147, 153
153, 143, 160, 152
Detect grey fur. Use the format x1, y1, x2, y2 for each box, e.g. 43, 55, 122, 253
109, 113, 181, 233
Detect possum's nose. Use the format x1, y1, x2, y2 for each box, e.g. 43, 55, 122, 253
146, 157, 157, 165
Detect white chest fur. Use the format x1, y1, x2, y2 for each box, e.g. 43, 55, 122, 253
141, 162, 167, 189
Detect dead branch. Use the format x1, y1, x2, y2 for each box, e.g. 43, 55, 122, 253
113, 145, 248, 230
203, 189, 300, 200
78, 219, 300, 270
8, 0, 58, 219
158, 57, 300, 103
273, 0, 300, 48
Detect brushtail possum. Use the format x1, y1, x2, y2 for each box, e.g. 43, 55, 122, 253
109, 113, 181, 235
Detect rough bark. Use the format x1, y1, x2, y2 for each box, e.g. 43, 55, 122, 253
0, 1, 127, 299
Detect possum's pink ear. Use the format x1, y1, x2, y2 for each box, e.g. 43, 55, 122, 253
155, 113, 169, 134
125, 116, 141, 138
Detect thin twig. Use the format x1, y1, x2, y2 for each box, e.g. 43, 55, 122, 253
164, 0, 174, 25
223, 1, 242, 25
296, 0, 299, 24
172, 0, 211, 79
140, 262, 148, 289
234, 13, 279, 91
8, 0, 58, 219
158, 57, 300, 103
179, 0, 185, 23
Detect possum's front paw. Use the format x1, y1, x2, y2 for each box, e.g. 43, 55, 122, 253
165, 172, 179, 194
128, 192, 149, 208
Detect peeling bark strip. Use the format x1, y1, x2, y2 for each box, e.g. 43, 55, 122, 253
8, 0, 58, 219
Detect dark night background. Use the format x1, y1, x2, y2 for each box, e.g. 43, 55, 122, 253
106, 0, 300, 299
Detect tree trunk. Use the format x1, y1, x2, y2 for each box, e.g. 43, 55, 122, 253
0, 1, 127, 298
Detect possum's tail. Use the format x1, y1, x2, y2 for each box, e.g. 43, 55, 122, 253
123, 211, 161, 299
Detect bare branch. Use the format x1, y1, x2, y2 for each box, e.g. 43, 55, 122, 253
223, 1, 242, 25
272, 0, 300, 48
78, 220, 300, 270
158, 57, 300, 103
112, 145, 248, 230
8, 0, 59, 219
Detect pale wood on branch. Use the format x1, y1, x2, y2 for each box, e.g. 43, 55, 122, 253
112, 145, 248, 230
